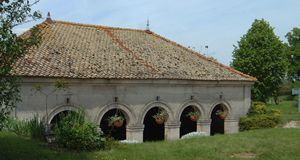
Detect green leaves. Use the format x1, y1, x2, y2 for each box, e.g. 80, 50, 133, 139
54, 111, 105, 151
239, 102, 281, 131
286, 27, 300, 80
0, 0, 41, 130
231, 19, 287, 102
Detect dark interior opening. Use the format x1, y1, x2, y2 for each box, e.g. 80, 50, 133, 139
50, 110, 75, 130
100, 109, 126, 140
143, 107, 165, 142
180, 106, 197, 137
210, 104, 225, 135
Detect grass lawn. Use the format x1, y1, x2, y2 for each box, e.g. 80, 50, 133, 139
268, 100, 300, 124
0, 132, 92, 160
1, 128, 300, 160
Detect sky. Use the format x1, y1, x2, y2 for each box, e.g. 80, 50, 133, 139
14, 0, 300, 65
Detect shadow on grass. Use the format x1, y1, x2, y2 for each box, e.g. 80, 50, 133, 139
0, 132, 92, 160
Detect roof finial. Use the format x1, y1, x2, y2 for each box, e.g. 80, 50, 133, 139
45, 12, 53, 23
145, 18, 151, 33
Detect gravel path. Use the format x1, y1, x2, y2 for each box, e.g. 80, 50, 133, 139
283, 121, 300, 128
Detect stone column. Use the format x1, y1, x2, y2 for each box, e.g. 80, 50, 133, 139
126, 125, 144, 142
197, 119, 211, 135
224, 119, 239, 134
165, 121, 181, 140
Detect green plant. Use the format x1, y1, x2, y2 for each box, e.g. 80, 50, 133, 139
6, 118, 30, 137
53, 79, 69, 91
239, 114, 281, 131
186, 110, 200, 121
54, 111, 105, 151
152, 109, 168, 119
186, 111, 200, 117
28, 115, 45, 141
240, 102, 281, 131
108, 114, 124, 128
248, 101, 268, 116
231, 19, 287, 102
0, 0, 42, 131
152, 109, 168, 124
5, 116, 45, 141
215, 109, 228, 120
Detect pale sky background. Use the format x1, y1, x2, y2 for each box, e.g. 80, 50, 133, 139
14, 0, 300, 65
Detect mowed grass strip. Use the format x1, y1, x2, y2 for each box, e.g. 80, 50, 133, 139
97, 128, 300, 160
1, 128, 300, 160
0, 132, 91, 160
268, 100, 300, 124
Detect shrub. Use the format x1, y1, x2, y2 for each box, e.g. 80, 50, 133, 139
54, 111, 105, 151
239, 114, 281, 131
5, 115, 45, 140
240, 102, 281, 131
248, 102, 268, 116
28, 115, 45, 141
6, 118, 30, 137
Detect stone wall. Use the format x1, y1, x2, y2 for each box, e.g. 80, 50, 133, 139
15, 78, 253, 142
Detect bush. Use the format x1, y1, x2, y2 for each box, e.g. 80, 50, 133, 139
28, 115, 45, 140
248, 102, 268, 116
54, 111, 105, 151
5, 115, 45, 140
239, 114, 281, 131
6, 118, 30, 137
240, 102, 281, 131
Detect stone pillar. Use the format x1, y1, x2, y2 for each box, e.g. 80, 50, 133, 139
197, 119, 211, 135
224, 119, 239, 134
126, 125, 144, 142
165, 121, 181, 140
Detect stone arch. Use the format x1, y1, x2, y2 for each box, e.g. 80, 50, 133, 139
177, 101, 204, 137
95, 102, 135, 126
138, 100, 174, 125
209, 101, 232, 135
141, 100, 173, 141
209, 101, 232, 120
176, 101, 205, 121
46, 104, 81, 124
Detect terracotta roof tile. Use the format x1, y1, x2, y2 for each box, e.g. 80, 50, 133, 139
12, 20, 256, 81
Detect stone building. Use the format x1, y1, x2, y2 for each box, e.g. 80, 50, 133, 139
12, 18, 256, 142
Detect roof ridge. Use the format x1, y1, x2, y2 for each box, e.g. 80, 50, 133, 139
53, 20, 147, 32
102, 28, 159, 73
150, 32, 257, 81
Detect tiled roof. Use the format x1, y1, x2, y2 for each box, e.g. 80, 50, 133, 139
12, 20, 256, 81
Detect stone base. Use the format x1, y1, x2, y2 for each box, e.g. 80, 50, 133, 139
165, 122, 180, 140
126, 125, 144, 142
224, 119, 239, 134
197, 119, 211, 135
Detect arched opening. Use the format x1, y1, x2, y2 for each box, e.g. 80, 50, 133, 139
100, 109, 126, 140
143, 107, 167, 142
210, 104, 228, 135
180, 106, 198, 137
49, 110, 77, 130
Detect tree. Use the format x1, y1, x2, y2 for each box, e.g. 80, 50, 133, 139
0, 0, 41, 130
231, 19, 287, 103
286, 28, 300, 81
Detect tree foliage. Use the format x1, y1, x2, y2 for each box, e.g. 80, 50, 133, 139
286, 27, 300, 81
0, 0, 41, 130
54, 111, 105, 151
231, 19, 287, 102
